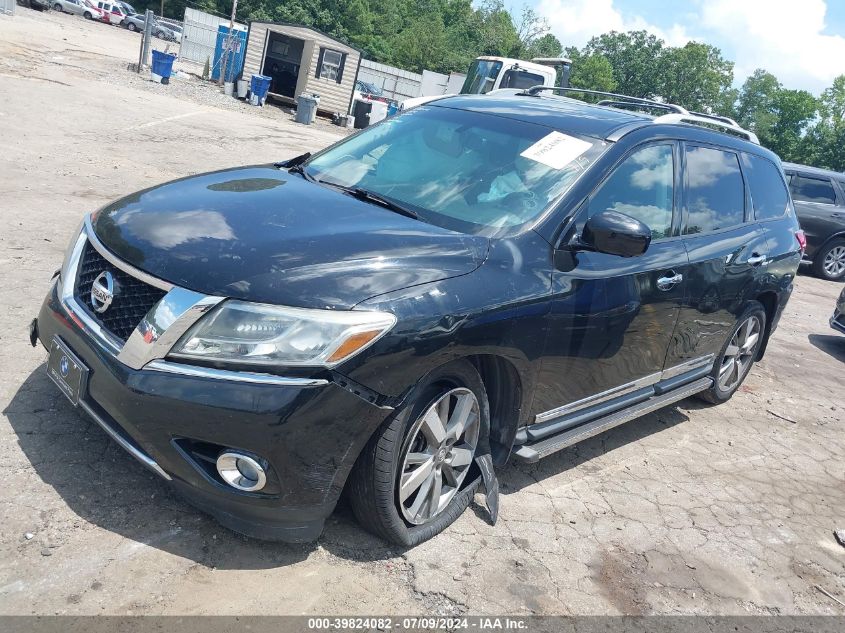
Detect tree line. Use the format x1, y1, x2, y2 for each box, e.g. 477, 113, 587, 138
139, 0, 843, 171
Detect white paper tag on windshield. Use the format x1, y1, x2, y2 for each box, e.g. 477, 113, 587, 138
520, 132, 593, 170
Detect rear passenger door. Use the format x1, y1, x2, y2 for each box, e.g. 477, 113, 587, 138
533, 142, 689, 416
664, 144, 769, 372
787, 172, 845, 259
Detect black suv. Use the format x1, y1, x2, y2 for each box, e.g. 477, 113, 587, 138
32, 89, 802, 546
782, 162, 845, 281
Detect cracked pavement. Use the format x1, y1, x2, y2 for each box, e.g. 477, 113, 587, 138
1, 8, 844, 616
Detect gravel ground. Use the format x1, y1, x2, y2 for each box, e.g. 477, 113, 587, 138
1, 7, 845, 618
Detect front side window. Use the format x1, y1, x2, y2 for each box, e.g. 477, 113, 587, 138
742, 154, 790, 220
790, 175, 837, 204
317, 49, 344, 83
684, 146, 745, 234
588, 144, 675, 239
499, 69, 546, 90
303, 105, 607, 236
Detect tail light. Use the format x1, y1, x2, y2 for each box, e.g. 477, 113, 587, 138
795, 230, 807, 252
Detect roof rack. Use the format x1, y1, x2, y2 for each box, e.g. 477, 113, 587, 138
652, 113, 759, 144
522, 85, 759, 144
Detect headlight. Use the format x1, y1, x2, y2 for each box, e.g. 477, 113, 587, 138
170, 301, 396, 368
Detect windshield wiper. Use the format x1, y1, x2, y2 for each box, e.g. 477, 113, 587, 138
345, 187, 418, 219
287, 162, 316, 182
275, 152, 311, 168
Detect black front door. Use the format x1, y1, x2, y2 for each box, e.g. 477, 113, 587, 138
532, 142, 687, 418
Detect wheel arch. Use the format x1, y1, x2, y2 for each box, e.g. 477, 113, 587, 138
753, 291, 779, 361
812, 232, 845, 263
465, 354, 523, 465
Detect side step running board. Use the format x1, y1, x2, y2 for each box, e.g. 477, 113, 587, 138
512, 377, 712, 463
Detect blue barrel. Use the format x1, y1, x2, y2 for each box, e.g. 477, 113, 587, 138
151, 50, 176, 82
250, 74, 272, 100
387, 102, 399, 117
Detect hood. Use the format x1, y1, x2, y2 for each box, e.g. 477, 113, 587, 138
91, 165, 488, 309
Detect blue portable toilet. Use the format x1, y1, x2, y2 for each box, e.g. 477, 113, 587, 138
212, 26, 247, 82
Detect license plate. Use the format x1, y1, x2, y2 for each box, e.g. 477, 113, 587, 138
47, 337, 89, 406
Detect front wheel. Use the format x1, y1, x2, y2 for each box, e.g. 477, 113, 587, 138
813, 239, 845, 281
53, 3, 61, 11
83, 11, 91, 18
348, 359, 488, 546
698, 302, 766, 404
127, 22, 136, 31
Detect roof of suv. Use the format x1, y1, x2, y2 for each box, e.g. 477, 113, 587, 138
782, 162, 845, 179
434, 93, 649, 140
433, 92, 767, 154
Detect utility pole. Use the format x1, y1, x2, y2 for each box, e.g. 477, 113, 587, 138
218, 0, 239, 86
159, 0, 164, 18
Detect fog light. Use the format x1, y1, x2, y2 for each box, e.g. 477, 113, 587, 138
215, 452, 267, 492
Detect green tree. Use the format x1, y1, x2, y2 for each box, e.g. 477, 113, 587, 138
565, 47, 617, 94
806, 75, 845, 170
659, 42, 734, 112
582, 30, 664, 98
527, 33, 563, 59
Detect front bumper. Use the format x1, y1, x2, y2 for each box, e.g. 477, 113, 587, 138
35, 279, 392, 542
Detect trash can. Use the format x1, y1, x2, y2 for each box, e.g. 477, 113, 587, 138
249, 74, 272, 106
352, 98, 372, 129
236, 79, 249, 99
295, 93, 321, 124
387, 102, 399, 117
150, 50, 176, 84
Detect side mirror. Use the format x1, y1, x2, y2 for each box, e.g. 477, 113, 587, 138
580, 210, 652, 257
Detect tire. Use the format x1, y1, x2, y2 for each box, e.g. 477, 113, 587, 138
348, 359, 488, 546
812, 239, 845, 281
697, 301, 767, 404
127, 22, 136, 31
53, 3, 61, 10
83, 11, 91, 18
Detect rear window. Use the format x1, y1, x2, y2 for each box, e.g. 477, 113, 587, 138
742, 154, 789, 220
684, 146, 745, 234
790, 175, 837, 204
499, 70, 546, 90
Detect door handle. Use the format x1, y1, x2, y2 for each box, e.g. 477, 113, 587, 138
656, 272, 683, 291
748, 254, 767, 266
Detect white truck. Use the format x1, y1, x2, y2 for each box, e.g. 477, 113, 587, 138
401, 55, 571, 110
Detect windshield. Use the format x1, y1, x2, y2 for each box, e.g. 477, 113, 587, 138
303, 105, 606, 236
461, 60, 504, 95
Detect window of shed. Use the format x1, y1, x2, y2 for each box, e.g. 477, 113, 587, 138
319, 49, 344, 82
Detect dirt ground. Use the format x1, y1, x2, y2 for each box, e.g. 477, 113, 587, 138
1, 7, 845, 618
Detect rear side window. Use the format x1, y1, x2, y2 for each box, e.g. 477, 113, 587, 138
790, 175, 837, 204
742, 154, 790, 220
588, 144, 674, 239
684, 146, 744, 234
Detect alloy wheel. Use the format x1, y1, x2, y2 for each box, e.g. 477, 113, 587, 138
823, 245, 845, 278
397, 388, 480, 525
718, 316, 761, 392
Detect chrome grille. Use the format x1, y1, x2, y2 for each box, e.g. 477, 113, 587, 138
74, 240, 167, 342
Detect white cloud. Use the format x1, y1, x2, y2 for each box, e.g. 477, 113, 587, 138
698, 0, 845, 93
535, 0, 845, 94
536, 0, 690, 50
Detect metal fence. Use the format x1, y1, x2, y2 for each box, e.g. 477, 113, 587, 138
1, 0, 15, 16
357, 59, 422, 102
180, 7, 245, 68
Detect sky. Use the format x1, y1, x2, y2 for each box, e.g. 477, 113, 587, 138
512, 0, 845, 95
